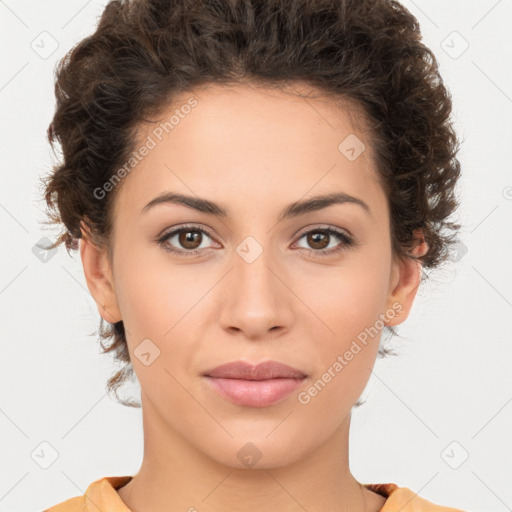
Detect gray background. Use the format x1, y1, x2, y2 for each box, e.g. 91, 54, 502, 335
1, 1, 511, 511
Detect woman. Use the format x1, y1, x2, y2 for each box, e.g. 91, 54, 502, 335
41, 0, 466, 510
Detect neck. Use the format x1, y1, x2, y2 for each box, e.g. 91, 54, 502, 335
117, 393, 385, 512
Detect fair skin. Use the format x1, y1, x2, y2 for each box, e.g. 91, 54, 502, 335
80, 82, 428, 512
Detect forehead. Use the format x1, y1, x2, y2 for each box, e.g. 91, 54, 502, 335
111, 81, 384, 222
164, 80, 373, 149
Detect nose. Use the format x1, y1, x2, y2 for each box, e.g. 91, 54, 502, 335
218, 244, 294, 341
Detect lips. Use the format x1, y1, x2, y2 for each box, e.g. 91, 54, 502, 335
202, 360, 308, 407
203, 360, 307, 380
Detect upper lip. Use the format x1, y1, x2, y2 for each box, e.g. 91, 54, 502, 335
203, 360, 307, 380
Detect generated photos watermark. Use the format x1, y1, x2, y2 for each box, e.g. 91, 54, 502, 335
93, 97, 198, 200
297, 301, 402, 405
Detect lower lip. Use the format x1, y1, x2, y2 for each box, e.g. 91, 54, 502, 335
204, 376, 306, 407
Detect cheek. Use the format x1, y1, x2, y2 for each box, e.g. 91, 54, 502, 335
296, 251, 391, 390
294, 269, 389, 425
113, 242, 196, 336
112, 246, 211, 381
301, 251, 391, 338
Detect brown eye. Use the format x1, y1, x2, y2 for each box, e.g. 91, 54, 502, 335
295, 227, 354, 256
158, 225, 216, 255
306, 231, 330, 250
178, 229, 203, 250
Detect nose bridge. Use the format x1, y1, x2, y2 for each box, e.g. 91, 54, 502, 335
219, 231, 292, 336
233, 232, 279, 302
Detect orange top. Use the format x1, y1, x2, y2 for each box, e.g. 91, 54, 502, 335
43, 475, 466, 512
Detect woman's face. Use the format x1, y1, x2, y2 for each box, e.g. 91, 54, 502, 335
83, 82, 422, 468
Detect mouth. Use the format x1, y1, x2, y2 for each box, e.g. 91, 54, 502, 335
202, 360, 308, 408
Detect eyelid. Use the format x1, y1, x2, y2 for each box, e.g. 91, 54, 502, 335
157, 222, 215, 239
157, 223, 218, 247
294, 223, 352, 239
291, 225, 355, 256
157, 223, 355, 256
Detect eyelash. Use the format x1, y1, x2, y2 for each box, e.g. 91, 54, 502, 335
157, 223, 355, 258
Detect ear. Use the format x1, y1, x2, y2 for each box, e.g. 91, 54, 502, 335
385, 228, 429, 326
79, 224, 122, 324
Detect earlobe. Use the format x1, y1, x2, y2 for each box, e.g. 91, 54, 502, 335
385, 229, 428, 327
79, 227, 122, 324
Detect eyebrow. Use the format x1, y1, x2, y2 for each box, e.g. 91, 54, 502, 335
141, 191, 370, 220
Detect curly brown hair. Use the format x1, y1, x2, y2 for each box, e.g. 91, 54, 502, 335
40, 0, 462, 407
